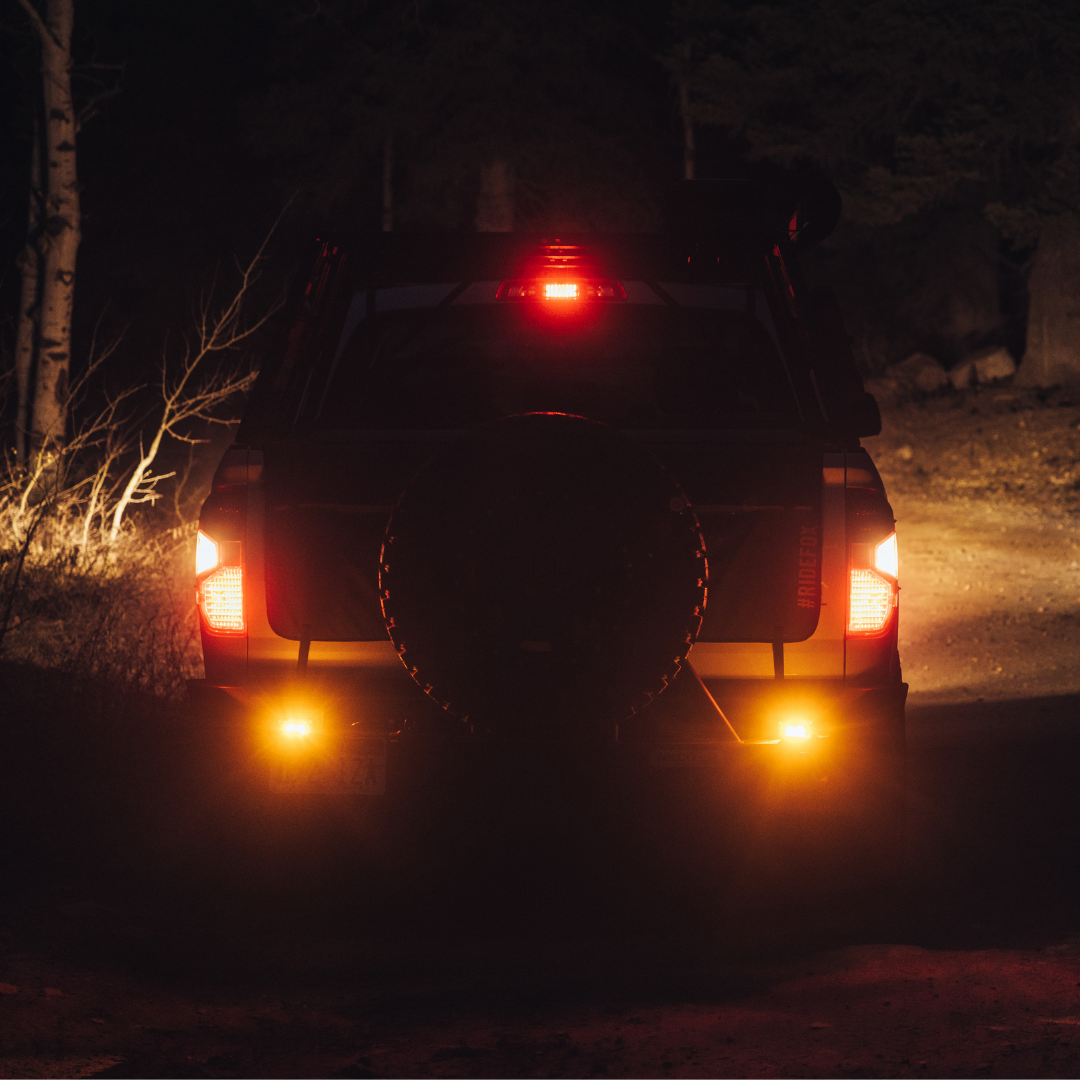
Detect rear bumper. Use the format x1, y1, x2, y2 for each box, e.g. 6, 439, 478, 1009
185, 678, 906, 824
186, 672, 907, 773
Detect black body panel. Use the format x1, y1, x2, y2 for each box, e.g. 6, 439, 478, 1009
262, 434, 821, 645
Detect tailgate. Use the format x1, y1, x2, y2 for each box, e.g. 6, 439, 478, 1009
642, 437, 824, 643
262, 437, 446, 641
261, 434, 825, 649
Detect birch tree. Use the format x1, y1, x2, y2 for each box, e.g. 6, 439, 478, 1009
15, 0, 80, 456
13, 110, 43, 465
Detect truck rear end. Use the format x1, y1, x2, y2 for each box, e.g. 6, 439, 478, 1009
192, 219, 904, 866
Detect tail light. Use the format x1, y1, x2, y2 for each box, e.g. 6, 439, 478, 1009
848, 532, 898, 635
196, 481, 247, 636
198, 562, 245, 632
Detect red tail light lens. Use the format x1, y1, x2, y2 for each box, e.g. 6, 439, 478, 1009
848, 529, 898, 634
197, 481, 246, 636
198, 564, 245, 633
848, 568, 894, 634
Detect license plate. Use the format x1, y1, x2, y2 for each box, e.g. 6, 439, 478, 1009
271, 738, 387, 795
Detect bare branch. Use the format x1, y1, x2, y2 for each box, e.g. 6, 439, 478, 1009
75, 84, 122, 133
107, 213, 287, 542
14, 0, 66, 54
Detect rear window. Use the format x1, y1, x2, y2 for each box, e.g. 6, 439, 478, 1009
315, 289, 800, 432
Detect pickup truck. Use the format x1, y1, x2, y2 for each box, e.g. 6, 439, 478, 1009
193, 180, 906, 880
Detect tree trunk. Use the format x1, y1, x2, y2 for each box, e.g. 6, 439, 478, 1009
679, 79, 695, 181
382, 131, 393, 232
15, 110, 43, 466
475, 158, 514, 232
31, 0, 79, 453
1018, 215, 1080, 387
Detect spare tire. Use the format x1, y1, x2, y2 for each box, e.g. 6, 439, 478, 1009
380, 413, 707, 735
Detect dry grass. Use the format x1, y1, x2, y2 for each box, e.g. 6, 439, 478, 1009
0, 416, 207, 700
0, 498, 202, 699
0, 230, 282, 699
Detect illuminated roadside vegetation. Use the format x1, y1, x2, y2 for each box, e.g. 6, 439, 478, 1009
0, 477, 202, 699
0, 244, 275, 699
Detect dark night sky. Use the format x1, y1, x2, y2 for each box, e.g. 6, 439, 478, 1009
0, 0, 680, 388
1, 0, 280, 383
3, 0, 1079, 395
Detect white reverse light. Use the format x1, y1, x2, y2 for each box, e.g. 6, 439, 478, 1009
874, 532, 898, 579
196, 530, 219, 576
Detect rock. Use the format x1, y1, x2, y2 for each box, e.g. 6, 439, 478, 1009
864, 376, 901, 404
949, 348, 1015, 389
890, 352, 950, 394
950, 359, 976, 390
972, 346, 1017, 382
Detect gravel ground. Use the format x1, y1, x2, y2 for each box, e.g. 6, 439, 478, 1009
867, 384, 1080, 712
3, 934, 1080, 1079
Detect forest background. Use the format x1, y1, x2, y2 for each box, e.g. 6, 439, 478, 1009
1, 0, 1079, 694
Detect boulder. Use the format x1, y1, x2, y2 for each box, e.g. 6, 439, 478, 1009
949, 359, 976, 390
972, 346, 1017, 383
889, 352, 950, 394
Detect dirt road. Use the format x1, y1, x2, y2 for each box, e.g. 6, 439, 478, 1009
3, 389, 1080, 1078
897, 497, 1080, 723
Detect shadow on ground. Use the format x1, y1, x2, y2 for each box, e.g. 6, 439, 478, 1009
3, 664, 1080, 1077
3, 663, 1080, 953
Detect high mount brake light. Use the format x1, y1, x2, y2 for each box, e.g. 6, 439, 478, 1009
546, 283, 578, 299
496, 279, 627, 301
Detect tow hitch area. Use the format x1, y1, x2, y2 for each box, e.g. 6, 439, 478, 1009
271, 735, 387, 795
268, 711, 387, 795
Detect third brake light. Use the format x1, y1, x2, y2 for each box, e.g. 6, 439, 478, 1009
497, 279, 626, 301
